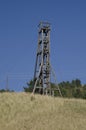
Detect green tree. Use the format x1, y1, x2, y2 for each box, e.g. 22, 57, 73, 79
71, 79, 81, 87
24, 80, 34, 92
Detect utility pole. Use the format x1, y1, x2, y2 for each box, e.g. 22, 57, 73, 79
6, 76, 9, 91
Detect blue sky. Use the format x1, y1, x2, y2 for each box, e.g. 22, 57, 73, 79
0, 0, 86, 91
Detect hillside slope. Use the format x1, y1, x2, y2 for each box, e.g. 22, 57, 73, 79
0, 93, 86, 130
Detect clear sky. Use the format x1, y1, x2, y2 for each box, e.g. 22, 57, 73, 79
0, 0, 86, 91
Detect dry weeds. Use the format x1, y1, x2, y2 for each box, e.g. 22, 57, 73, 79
0, 92, 86, 130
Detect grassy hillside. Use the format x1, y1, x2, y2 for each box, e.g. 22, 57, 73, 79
0, 93, 86, 130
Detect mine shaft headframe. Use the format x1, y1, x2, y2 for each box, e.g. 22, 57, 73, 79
33, 22, 62, 97
33, 21, 51, 95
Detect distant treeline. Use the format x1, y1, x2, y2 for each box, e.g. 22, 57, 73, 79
0, 79, 86, 99
0, 89, 14, 93
58, 79, 86, 99
24, 79, 86, 99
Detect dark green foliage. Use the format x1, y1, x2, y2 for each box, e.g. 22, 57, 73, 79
23, 80, 34, 92
71, 79, 81, 87
0, 89, 14, 93
58, 79, 86, 99
82, 85, 86, 99
0, 89, 6, 92
24, 79, 86, 99
73, 88, 82, 98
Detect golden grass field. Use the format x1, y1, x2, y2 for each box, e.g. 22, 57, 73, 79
0, 92, 86, 130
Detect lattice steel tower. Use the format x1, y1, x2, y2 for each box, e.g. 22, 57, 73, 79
33, 22, 62, 96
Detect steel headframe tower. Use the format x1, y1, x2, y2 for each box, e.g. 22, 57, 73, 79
33, 22, 62, 96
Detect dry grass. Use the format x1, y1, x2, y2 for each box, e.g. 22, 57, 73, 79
0, 92, 86, 130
